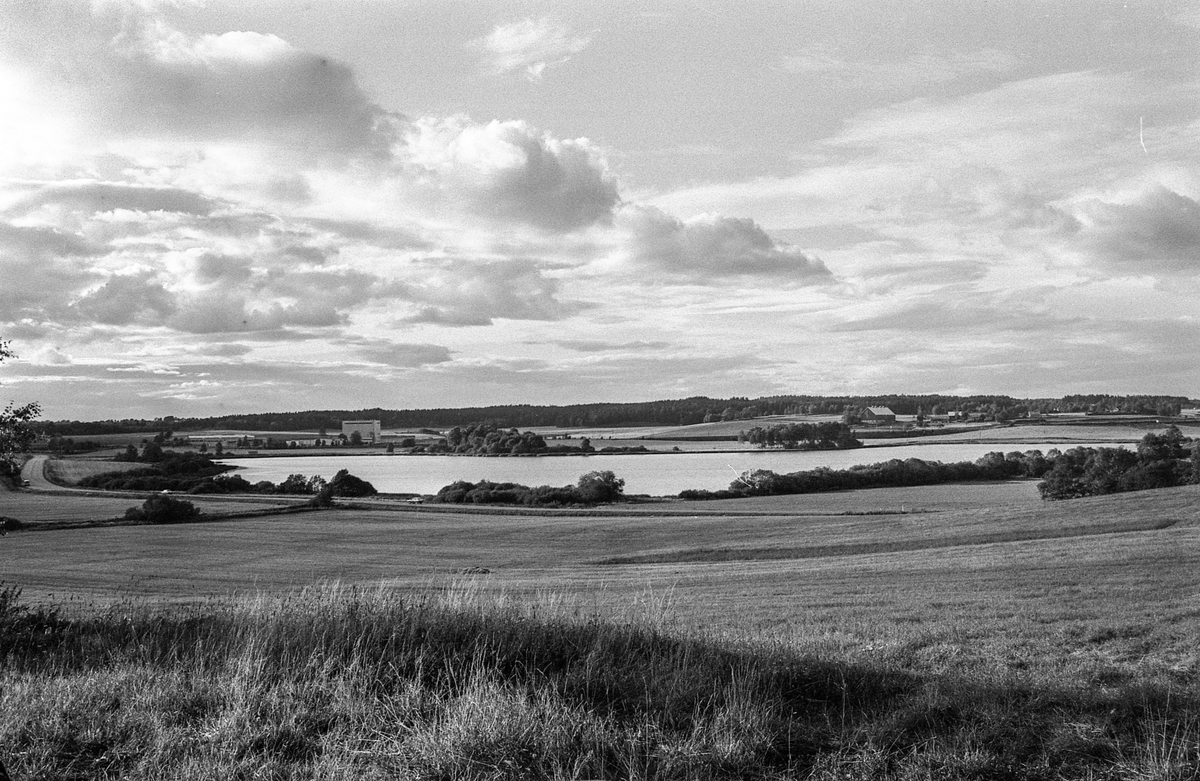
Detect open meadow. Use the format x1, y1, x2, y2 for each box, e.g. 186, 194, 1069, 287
1, 468, 1198, 777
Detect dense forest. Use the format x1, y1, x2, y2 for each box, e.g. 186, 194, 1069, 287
31, 393, 1197, 437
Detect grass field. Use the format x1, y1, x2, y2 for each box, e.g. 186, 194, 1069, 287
2, 473, 1198, 777
0, 457, 302, 524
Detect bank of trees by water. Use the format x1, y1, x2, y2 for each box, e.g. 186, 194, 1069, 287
428, 470, 625, 507
1037, 427, 1199, 500
79, 451, 377, 499
680, 427, 1200, 502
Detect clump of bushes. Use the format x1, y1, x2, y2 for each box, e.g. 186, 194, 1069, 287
1038, 427, 1198, 500
430, 470, 624, 506
123, 494, 201, 524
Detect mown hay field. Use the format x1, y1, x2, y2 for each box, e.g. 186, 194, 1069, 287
3, 483, 1198, 653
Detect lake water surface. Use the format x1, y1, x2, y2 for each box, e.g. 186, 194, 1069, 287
223, 441, 1127, 496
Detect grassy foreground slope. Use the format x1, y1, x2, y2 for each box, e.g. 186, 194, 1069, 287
1, 578, 1197, 780
1, 484, 1198, 778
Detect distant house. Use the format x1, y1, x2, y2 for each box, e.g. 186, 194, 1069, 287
1181, 408, 1200, 419
342, 419, 382, 443
862, 407, 896, 424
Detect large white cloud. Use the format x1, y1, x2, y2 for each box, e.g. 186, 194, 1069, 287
2, 2, 394, 157
400, 117, 619, 232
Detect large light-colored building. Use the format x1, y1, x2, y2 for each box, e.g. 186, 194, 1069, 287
342, 419, 382, 443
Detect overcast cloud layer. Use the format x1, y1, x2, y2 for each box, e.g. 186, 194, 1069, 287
1, 1, 1198, 419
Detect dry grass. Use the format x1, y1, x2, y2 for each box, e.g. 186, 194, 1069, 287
2, 479, 1199, 777
0, 581, 1196, 780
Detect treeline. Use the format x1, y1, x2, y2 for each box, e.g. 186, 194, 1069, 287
681, 450, 1055, 501
429, 471, 625, 507
79, 451, 377, 498
79, 452, 233, 493
741, 422, 860, 450
1038, 427, 1199, 500
681, 428, 1200, 502
415, 424, 587, 456
35, 394, 1198, 436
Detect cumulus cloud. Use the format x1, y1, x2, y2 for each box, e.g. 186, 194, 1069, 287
395, 258, 585, 327
471, 18, 593, 81
1060, 185, 1200, 274
402, 117, 619, 232
1, 2, 395, 156
619, 205, 831, 281
71, 272, 178, 326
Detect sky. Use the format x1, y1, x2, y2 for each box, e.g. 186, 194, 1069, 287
1, 0, 1198, 420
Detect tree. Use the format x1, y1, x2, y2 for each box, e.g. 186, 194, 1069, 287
0, 341, 39, 480
575, 470, 625, 503
349, 430, 363, 446
329, 469, 377, 497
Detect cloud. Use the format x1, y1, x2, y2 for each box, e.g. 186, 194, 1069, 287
167, 295, 344, 334
4, 180, 220, 219
472, 18, 593, 81
554, 339, 672, 353
782, 47, 1021, 93
71, 272, 178, 326
340, 338, 453, 368
2, 2, 395, 157
1059, 185, 1200, 274
403, 117, 619, 232
396, 258, 584, 326
619, 205, 831, 281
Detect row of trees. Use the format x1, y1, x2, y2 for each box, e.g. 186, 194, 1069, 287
682, 450, 1057, 500
740, 422, 861, 450
681, 430, 1199, 502
429, 471, 625, 507
30, 393, 1199, 438
417, 424, 590, 456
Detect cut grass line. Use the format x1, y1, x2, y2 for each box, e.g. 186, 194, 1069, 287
595, 517, 1182, 565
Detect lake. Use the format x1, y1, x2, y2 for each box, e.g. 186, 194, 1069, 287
221, 441, 1127, 496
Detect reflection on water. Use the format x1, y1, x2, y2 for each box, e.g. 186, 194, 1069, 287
223, 442, 1127, 496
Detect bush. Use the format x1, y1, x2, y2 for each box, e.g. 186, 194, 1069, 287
575, 470, 625, 502
124, 495, 201, 524
329, 469, 377, 497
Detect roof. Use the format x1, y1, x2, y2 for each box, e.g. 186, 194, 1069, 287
866, 406, 895, 415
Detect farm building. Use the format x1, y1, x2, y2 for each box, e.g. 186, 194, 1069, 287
1181, 408, 1200, 418
862, 407, 897, 424
341, 419, 382, 443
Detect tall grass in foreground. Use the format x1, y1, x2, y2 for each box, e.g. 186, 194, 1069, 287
1, 582, 1197, 780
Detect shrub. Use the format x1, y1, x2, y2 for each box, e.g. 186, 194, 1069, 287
329, 469, 377, 497
124, 495, 201, 524
575, 470, 625, 502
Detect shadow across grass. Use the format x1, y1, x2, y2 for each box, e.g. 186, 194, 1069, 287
596, 516, 1182, 566
1, 584, 1197, 779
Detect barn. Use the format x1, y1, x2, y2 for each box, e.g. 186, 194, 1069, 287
862, 406, 897, 424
